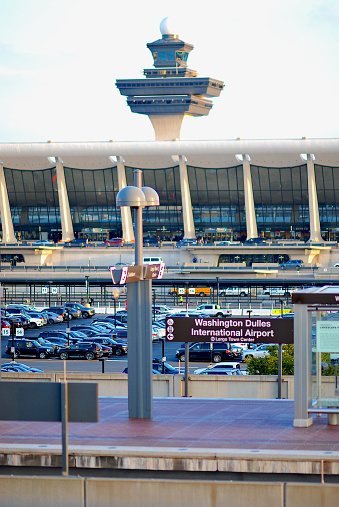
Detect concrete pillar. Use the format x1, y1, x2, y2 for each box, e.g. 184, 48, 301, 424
242, 155, 258, 239
0, 161, 17, 243
55, 157, 75, 242
149, 114, 184, 141
306, 154, 322, 242
178, 155, 195, 239
116, 157, 134, 242
293, 303, 313, 427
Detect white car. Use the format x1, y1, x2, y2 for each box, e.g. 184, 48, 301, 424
194, 362, 241, 374
152, 326, 165, 341
27, 316, 45, 328
242, 344, 276, 360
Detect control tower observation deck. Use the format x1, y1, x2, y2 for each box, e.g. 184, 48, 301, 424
116, 18, 224, 141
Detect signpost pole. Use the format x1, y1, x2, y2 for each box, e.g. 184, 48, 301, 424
11, 318, 16, 361
278, 300, 284, 399
184, 342, 189, 397
61, 381, 69, 476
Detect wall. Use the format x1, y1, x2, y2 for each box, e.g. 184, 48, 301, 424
0, 476, 338, 507
3, 372, 336, 400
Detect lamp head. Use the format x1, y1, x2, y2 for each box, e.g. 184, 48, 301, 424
141, 186, 160, 206
116, 186, 146, 208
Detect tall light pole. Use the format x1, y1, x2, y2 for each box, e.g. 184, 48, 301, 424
85, 276, 89, 304
116, 170, 159, 419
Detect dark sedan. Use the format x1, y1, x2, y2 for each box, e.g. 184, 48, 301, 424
81, 336, 127, 356
58, 341, 103, 360
175, 342, 241, 363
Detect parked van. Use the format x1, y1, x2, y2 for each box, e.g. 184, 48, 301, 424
143, 257, 163, 265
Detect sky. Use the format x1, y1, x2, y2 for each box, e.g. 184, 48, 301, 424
0, 0, 338, 143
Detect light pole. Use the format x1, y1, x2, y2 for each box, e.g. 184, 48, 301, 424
116, 170, 159, 419
216, 277, 219, 306
3, 287, 7, 309
85, 276, 89, 304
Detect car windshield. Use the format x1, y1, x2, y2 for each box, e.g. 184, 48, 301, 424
32, 340, 41, 347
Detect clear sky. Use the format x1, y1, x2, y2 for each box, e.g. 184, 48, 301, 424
0, 0, 338, 143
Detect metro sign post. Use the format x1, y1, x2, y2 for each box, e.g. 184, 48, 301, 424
165, 316, 294, 344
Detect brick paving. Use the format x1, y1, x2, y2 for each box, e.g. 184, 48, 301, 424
0, 397, 339, 452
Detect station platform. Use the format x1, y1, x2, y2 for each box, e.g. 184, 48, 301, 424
1, 397, 339, 482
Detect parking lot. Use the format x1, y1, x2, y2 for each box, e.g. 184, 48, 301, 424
1, 311, 248, 374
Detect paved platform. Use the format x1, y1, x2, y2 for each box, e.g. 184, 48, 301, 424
1, 397, 339, 480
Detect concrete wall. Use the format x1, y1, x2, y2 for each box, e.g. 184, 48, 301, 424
0, 476, 338, 507
1, 372, 336, 400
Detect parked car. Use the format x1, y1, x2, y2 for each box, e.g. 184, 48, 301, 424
242, 344, 277, 360
197, 368, 244, 375
152, 358, 179, 374
7, 314, 30, 330
70, 324, 112, 336
215, 241, 240, 246
243, 237, 267, 245
63, 307, 82, 319
1, 362, 44, 373
58, 342, 103, 360
105, 311, 127, 324
32, 240, 54, 246
64, 303, 95, 319
38, 330, 87, 344
4, 315, 26, 331
45, 311, 64, 324
176, 342, 241, 363
122, 367, 161, 375
219, 287, 249, 297
1, 319, 11, 330
5, 307, 44, 328
25, 311, 47, 326
104, 238, 124, 246
279, 259, 303, 269
5, 339, 54, 359
82, 336, 127, 356
45, 307, 67, 321
35, 337, 60, 354
194, 362, 241, 374
176, 239, 198, 247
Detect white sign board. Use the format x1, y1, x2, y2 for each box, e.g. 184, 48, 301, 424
178, 288, 185, 295
316, 321, 339, 352
188, 288, 195, 295
42, 287, 48, 294
2, 328, 10, 336
51, 287, 58, 294
15, 328, 24, 337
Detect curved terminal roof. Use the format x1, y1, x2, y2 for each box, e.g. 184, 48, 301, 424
0, 138, 339, 170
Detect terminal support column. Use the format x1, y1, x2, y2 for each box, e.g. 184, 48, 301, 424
242, 154, 258, 239
55, 157, 75, 242
306, 154, 321, 242
178, 155, 195, 239
0, 161, 17, 243
116, 157, 134, 242
293, 303, 313, 427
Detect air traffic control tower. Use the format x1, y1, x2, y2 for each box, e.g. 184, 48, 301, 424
116, 18, 224, 141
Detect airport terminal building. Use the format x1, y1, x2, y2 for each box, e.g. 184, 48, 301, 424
0, 20, 339, 245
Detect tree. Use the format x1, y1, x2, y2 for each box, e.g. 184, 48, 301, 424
245, 344, 334, 375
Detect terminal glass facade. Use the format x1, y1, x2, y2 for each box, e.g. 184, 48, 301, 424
2, 163, 339, 240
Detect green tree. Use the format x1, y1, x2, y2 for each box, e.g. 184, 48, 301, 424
245, 345, 293, 375
245, 344, 334, 375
